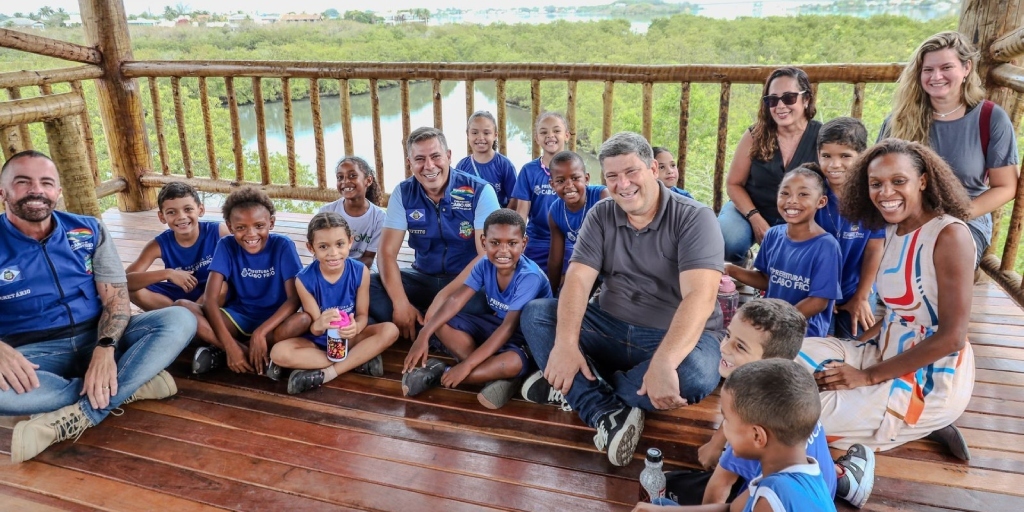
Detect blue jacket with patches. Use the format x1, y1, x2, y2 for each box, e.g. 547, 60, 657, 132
399, 170, 490, 275
0, 211, 103, 345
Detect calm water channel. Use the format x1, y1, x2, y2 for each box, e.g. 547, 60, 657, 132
238, 81, 601, 193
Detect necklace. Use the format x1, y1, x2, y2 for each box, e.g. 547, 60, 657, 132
932, 103, 963, 118
562, 192, 587, 242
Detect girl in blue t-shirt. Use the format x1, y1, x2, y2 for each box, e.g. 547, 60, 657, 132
188, 186, 303, 376
271, 212, 399, 395
545, 150, 608, 292
510, 111, 569, 273
652, 146, 697, 200
726, 167, 842, 337
455, 111, 518, 208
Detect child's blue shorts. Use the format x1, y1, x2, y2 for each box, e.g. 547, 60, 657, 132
432, 312, 532, 379
221, 306, 262, 337
146, 281, 204, 302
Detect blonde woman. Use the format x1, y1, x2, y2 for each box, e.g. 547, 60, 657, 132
881, 31, 1019, 264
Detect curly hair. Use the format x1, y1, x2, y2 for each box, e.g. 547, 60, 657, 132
336, 156, 381, 206
750, 67, 817, 162
483, 208, 527, 238
222, 185, 275, 223
782, 162, 827, 196
306, 211, 352, 244
888, 31, 985, 146
840, 138, 973, 230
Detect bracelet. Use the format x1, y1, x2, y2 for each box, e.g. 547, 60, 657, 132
743, 208, 760, 220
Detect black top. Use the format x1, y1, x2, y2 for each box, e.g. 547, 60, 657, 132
743, 120, 822, 226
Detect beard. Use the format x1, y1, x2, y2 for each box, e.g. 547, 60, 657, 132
8, 195, 54, 222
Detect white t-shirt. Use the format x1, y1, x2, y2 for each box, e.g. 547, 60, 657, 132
318, 200, 386, 272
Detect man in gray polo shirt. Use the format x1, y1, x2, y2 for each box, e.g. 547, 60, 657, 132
520, 132, 724, 466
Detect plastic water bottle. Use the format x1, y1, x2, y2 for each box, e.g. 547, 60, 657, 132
717, 276, 739, 329
638, 447, 666, 502
326, 311, 351, 362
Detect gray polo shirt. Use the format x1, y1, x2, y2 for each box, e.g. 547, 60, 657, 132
571, 182, 725, 331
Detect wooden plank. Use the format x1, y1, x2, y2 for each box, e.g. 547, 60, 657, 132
339, 78, 354, 156
531, 78, 541, 159
252, 77, 270, 184
0, 484, 91, 512
496, 79, 507, 155
70, 81, 101, 185
432, 79, 443, 131
224, 77, 244, 182
370, 78, 385, 193
713, 81, 731, 213
282, 77, 296, 187
465, 78, 474, 155
567, 80, 578, 151
310, 78, 326, 189
170, 76, 192, 178
678, 82, 691, 189
401, 79, 411, 178
641, 81, 653, 141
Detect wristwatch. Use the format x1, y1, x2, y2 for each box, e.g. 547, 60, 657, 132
96, 337, 117, 349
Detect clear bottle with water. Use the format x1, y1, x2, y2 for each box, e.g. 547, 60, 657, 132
638, 447, 666, 502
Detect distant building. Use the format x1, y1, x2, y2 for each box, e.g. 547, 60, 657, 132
279, 12, 322, 23
127, 18, 161, 26
174, 16, 192, 26
4, 17, 44, 30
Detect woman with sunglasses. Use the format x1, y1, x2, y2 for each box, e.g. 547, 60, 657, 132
719, 67, 822, 264
881, 31, 1019, 266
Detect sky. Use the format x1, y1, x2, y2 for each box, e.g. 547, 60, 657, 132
7, 0, 727, 16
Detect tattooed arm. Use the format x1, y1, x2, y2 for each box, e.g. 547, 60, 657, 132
82, 281, 130, 409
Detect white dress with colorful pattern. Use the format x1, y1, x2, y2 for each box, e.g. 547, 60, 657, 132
797, 215, 975, 451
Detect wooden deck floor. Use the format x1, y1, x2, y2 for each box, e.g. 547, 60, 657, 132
1, 208, 1023, 511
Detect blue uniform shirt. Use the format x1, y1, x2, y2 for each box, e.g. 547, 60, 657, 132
754, 226, 842, 337
456, 153, 518, 208
548, 185, 606, 260
670, 186, 695, 200
297, 258, 364, 347
152, 221, 221, 291
511, 158, 558, 243
719, 421, 836, 498
815, 188, 884, 304
209, 233, 302, 321
463, 255, 552, 319
742, 458, 836, 512
383, 170, 499, 276
0, 211, 111, 344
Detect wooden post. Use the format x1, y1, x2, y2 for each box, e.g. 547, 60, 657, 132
45, 115, 100, 217
79, 0, 155, 211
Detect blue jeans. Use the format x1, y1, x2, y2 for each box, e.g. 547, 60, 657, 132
0, 307, 195, 426
521, 298, 723, 428
718, 201, 755, 264
368, 268, 489, 324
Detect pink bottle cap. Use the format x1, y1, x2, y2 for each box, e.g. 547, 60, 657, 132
719, 275, 737, 294
330, 310, 351, 328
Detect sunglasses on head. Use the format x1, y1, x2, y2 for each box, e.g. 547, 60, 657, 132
762, 91, 807, 108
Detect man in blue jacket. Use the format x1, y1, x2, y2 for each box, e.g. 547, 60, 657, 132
369, 127, 500, 340
0, 151, 196, 463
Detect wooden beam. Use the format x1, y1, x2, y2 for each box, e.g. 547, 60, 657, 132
981, 254, 1024, 308
992, 25, 1024, 62
96, 177, 127, 199
44, 114, 101, 217
140, 173, 339, 202
0, 27, 102, 65
121, 61, 905, 84
0, 93, 85, 126
0, 65, 103, 89
990, 63, 1024, 94
80, 0, 155, 212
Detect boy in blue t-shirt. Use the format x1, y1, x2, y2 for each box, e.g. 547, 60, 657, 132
126, 182, 229, 311
726, 167, 842, 337
814, 117, 884, 339
182, 186, 303, 378
545, 150, 608, 292
403, 208, 553, 409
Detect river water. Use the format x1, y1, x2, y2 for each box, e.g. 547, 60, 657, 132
238, 80, 602, 193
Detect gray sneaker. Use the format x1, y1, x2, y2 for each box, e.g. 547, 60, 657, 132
478, 378, 520, 409
354, 354, 384, 377
192, 346, 226, 375
836, 443, 875, 508
401, 358, 446, 397
593, 407, 644, 467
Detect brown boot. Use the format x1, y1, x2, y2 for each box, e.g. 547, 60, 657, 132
122, 370, 178, 406
11, 403, 93, 463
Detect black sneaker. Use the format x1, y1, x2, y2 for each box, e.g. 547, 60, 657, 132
354, 355, 384, 377
287, 369, 325, 395
520, 370, 572, 411
192, 346, 226, 375
836, 443, 875, 508
593, 407, 644, 467
401, 358, 446, 397
265, 360, 283, 381
925, 424, 971, 461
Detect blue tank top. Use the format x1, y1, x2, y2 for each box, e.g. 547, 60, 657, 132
743, 459, 835, 512
154, 221, 221, 289
399, 170, 492, 275
0, 211, 103, 344
297, 258, 364, 347
548, 185, 606, 254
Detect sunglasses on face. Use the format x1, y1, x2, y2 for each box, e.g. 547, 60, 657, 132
762, 91, 807, 108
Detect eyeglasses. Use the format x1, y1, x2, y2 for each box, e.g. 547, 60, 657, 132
762, 91, 807, 108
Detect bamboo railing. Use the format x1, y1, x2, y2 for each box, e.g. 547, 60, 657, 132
0, 0, 1023, 305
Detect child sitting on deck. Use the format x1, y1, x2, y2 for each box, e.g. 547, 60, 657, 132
725, 166, 842, 337
125, 182, 229, 311
545, 150, 608, 292
456, 110, 519, 208
180, 186, 303, 378
270, 212, 399, 395
814, 118, 884, 339
653, 147, 697, 200
318, 156, 386, 271
402, 208, 553, 409
636, 358, 838, 512
510, 111, 569, 273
